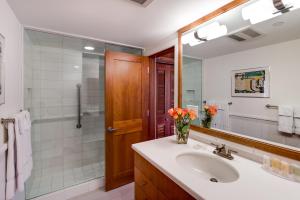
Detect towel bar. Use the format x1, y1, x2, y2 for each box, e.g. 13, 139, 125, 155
265, 104, 278, 109
1, 118, 15, 124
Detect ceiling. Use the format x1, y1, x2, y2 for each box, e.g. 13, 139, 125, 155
7, 0, 232, 49
183, 7, 300, 59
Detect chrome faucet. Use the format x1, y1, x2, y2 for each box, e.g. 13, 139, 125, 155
211, 143, 237, 160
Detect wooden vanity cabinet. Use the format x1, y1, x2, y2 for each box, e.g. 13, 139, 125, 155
134, 152, 195, 200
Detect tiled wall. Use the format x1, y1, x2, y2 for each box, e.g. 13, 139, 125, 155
82, 54, 104, 113
25, 40, 82, 120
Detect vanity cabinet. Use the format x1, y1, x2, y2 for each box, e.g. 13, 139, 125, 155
134, 152, 195, 200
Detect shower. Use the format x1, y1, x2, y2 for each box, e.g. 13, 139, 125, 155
23, 29, 142, 199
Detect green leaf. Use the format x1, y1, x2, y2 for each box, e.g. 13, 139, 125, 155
182, 125, 189, 134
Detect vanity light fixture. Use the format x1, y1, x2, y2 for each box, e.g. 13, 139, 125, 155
182, 22, 227, 47
196, 22, 227, 42
84, 46, 95, 51
242, 0, 300, 25
182, 31, 205, 46
242, 0, 280, 24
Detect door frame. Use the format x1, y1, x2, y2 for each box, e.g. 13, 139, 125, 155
149, 47, 175, 139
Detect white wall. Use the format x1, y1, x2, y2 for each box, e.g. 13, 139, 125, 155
203, 38, 300, 148
0, 0, 23, 199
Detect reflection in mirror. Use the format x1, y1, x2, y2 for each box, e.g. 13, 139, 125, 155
181, 1, 300, 149
182, 56, 202, 125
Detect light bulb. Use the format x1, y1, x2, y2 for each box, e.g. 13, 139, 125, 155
242, 0, 281, 24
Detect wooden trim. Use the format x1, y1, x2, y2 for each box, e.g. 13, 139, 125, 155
149, 46, 175, 58
178, 0, 250, 34
178, 33, 183, 107
191, 125, 300, 161
177, 0, 300, 161
156, 57, 174, 65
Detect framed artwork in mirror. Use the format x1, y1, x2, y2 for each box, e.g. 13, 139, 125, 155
231, 67, 270, 98
0, 33, 5, 105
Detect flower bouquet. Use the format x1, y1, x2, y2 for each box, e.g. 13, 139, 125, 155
202, 104, 218, 128
168, 108, 196, 144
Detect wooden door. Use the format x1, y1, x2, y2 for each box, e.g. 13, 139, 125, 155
105, 51, 149, 191
156, 63, 174, 138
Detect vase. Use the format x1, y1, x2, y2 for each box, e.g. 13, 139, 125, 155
175, 125, 190, 144
202, 117, 212, 129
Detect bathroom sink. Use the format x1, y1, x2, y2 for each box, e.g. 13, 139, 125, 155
176, 152, 239, 183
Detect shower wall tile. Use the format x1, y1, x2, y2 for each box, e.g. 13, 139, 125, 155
62, 98, 77, 106
27, 42, 82, 120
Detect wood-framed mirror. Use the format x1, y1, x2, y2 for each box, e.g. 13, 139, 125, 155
178, 0, 300, 161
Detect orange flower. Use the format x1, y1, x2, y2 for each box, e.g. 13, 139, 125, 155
168, 108, 175, 116
175, 108, 182, 115
208, 105, 218, 116
168, 108, 179, 119
182, 108, 188, 117
173, 114, 179, 119
168, 107, 196, 121
189, 110, 197, 120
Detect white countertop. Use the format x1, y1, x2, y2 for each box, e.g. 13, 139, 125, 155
132, 136, 300, 200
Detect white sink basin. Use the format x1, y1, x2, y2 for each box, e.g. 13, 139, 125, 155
176, 152, 239, 183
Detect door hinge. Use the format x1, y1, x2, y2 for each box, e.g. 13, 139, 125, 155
147, 67, 150, 74
147, 110, 150, 117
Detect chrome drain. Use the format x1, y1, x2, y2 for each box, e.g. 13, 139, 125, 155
210, 178, 218, 183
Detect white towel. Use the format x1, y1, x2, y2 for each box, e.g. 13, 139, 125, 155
294, 107, 300, 135
6, 123, 16, 200
294, 107, 300, 118
278, 105, 294, 134
278, 105, 293, 116
15, 111, 33, 191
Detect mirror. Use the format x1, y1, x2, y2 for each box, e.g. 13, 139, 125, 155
181, 0, 300, 149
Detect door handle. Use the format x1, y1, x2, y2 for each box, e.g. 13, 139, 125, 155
107, 126, 117, 132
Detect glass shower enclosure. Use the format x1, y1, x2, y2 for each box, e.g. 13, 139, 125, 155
23, 29, 142, 199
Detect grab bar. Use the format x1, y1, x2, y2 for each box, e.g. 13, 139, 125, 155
265, 104, 278, 109
76, 84, 82, 129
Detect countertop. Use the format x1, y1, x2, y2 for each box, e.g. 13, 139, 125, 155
132, 136, 300, 200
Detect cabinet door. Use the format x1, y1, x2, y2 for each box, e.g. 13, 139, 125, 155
156, 63, 174, 138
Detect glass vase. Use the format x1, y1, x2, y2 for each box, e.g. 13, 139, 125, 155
202, 117, 212, 129
175, 126, 190, 144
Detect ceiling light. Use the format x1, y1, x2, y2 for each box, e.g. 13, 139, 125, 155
73, 65, 80, 69
84, 46, 95, 51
